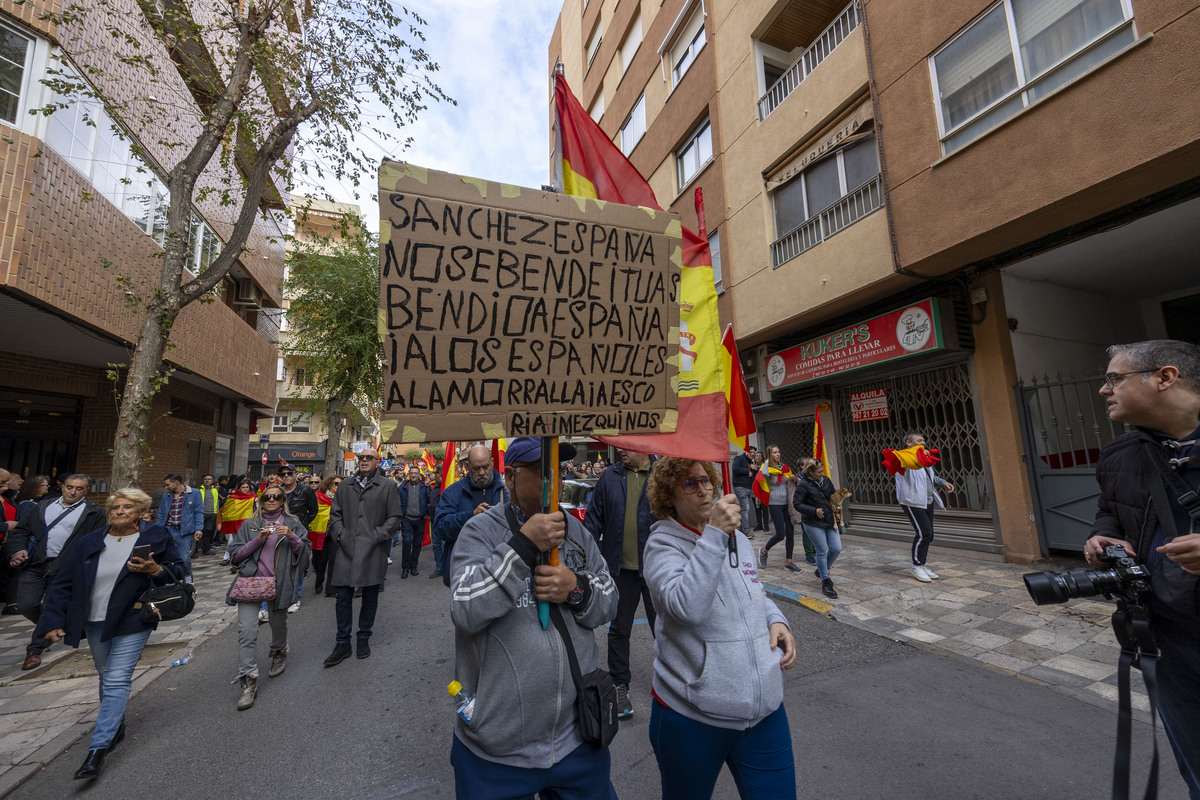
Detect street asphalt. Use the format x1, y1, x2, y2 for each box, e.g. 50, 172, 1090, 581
8, 565, 1184, 800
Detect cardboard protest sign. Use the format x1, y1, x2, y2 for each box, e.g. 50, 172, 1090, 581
378, 161, 682, 444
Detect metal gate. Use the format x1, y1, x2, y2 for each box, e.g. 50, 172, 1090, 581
1016, 374, 1128, 553
761, 417, 816, 470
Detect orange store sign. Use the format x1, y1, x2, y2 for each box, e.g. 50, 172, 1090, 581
766, 299, 948, 390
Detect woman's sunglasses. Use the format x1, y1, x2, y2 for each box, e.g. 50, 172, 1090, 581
261, 494, 285, 501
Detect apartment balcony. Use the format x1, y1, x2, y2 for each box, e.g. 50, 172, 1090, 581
771, 176, 882, 268
758, 2, 860, 121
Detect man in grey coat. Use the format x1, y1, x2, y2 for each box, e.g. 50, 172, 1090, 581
324, 449, 402, 667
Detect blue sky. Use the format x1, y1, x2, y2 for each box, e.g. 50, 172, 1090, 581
314, 1, 561, 231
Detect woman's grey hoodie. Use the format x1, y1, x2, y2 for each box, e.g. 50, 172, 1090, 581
225, 512, 310, 611
643, 517, 789, 730
450, 503, 618, 769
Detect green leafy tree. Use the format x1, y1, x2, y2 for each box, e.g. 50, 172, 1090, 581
283, 216, 381, 477
38, 0, 449, 487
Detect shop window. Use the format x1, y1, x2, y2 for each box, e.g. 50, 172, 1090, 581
930, 0, 1134, 154
676, 118, 712, 190
0, 23, 32, 125
620, 94, 645, 157
665, 3, 706, 88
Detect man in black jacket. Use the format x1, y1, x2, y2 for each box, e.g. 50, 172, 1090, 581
5, 474, 106, 670
279, 466, 319, 529
731, 446, 757, 533
583, 448, 657, 720
1087, 340, 1200, 799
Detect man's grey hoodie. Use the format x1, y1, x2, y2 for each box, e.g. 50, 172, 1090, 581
450, 503, 618, 769
643, 517, 789, 730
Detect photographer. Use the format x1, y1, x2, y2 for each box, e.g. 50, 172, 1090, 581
1087, 340, 1200, 799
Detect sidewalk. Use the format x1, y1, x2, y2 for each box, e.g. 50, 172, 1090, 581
753, 531, 1148, 717
0, 555, 238, 795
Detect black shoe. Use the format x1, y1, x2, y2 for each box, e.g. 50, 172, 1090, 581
805, 556, 817, 565
314, 583, 323, 595
784, 561, 801, 572
356, 639, 371, 660
323, 643, 352, 668
410, 567, 419, 577
401, 568, 409, 579
74, 748, 106, 780
815, 568, 821, 579
821, 578, 838, 599
429, 570, 442, 579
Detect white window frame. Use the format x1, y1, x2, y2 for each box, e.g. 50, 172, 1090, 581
619, 11, 642, 75
620, 94, 646, 157
586, 22, 602, 69
289, 413, 311, 434
0, 21, 36, 129
675, 117, 712, 191
928, 0, 1135, 153
708, 229, 722, 294
272, 414, 289, 433
658, 1, 706, 89
771, 137, 879, 238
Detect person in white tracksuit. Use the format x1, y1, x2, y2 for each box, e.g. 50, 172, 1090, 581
895, 432, 954, 583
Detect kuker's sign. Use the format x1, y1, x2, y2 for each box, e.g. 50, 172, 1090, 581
766, 299, 949, 390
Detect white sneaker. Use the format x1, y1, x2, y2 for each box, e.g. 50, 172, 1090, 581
221, 553, 230, 564
287, 601, 301, 614
387, 557, 394, 565
910, 565, 932, 583
923, 565, 940, 579
257, 609, 269, 624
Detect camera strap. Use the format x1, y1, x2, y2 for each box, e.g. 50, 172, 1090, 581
1111, 599, 1160, 800
1145, 442, 1200, 528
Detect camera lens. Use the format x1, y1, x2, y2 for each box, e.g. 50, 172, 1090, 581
1023, 568, 1117, 605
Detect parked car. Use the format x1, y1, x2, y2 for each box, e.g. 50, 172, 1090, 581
559, 478, 597, 522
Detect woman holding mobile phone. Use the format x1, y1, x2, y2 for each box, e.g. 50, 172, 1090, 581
36, 487, 185, 781
225, 490, 310, 710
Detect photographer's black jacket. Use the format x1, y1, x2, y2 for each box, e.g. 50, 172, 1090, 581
1090, 429, 1200, 636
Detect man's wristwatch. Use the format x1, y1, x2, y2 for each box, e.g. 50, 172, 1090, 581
566, 574, 586, 609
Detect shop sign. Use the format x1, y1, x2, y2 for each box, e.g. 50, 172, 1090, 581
849, 389, 889, 422
766, 299, 945, 390
248, 443, 327, 461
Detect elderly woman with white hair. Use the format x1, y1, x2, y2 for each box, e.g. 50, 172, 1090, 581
37, 487, 185, 781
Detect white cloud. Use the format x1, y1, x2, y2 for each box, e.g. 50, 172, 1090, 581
300, 0, 560, 233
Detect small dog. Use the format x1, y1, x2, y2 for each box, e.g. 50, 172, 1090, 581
830, 488, 852, 533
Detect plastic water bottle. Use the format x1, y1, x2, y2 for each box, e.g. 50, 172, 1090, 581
447, 680, 475, 724
171, 652, 193, 667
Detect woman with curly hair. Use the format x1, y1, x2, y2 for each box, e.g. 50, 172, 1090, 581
642, 457, 797, 800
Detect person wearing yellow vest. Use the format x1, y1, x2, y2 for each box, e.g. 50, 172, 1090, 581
199, 474, 222, 556
310, 475, 340, 596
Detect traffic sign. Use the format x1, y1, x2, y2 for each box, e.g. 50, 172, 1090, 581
380, 459, 392, 469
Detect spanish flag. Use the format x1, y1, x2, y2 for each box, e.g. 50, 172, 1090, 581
813, 404, 831, 479
440, 442, 457, 494
554, 70, 728, 461
219, 490, 256, 536
491, 438, 506, 473
753, 464, 792, 506
309, 491, 332, 550
721, 325, 756, 452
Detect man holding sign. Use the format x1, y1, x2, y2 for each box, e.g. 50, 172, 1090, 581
449, 437, 618, 799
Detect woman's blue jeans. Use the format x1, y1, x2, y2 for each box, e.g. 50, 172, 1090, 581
649, 701, 796, 800
83, 623, 151, 749
802, 523, 842, 580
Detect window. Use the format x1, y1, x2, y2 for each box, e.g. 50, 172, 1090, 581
708, 229, 722, 293
668, 5, 706, 86
620, 94, 646, 157
931, 0, 1134, 153
619, 11, 642, 74
772, 137, 879, 236
0, 24, 31, 125
676, 118, 712, 189
272, 414, 289, 433
586, 23, 602, 68
289, 414, 311, 433
588, 91, 605, 123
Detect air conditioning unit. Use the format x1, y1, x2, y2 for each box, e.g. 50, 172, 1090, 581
744, 345, 769, 406
233, 278, 262, 307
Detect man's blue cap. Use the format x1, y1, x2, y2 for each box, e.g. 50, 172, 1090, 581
505, 437, 578, 465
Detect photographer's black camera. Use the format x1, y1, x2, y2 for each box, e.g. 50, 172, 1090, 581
1023, 545, 1151, 606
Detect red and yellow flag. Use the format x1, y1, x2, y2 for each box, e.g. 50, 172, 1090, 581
753, 464, 792, 506
491, 438, 506, 474
440, 442, 457, 494
813, 404, 831, 479
721, 325, 756, 452
219, 491, 256, 536
554, 71, 728, 461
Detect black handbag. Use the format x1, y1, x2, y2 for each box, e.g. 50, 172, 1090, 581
549, 604, 619, 747
135, 564, 196, 624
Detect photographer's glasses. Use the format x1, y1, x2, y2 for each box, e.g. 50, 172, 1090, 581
1103, 368, 1158, 388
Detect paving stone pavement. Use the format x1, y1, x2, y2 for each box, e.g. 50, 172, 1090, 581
0, 554, 238, 795
751, 530, 1152, 719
